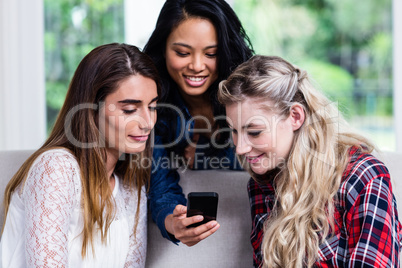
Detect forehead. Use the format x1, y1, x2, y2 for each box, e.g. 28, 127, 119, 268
107, 75, 157, 101
225, 98, 276, 126
167, 17, 217, 45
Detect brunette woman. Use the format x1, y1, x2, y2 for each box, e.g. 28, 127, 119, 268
1, 43, 160, 267
144, 0, 253, 246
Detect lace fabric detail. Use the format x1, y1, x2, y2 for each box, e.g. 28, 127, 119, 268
23, 149, 80, 267
3, 149, 147, 267
121, 184, 147, 268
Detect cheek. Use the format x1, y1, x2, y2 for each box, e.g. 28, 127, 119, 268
124, 116, 140, 132
252, 134, 272, 149
110, 117, 126, 141
166, 53, 183, 72
275, 128, 294, 156
101, 116, 123, 148
207, 59, 218, 76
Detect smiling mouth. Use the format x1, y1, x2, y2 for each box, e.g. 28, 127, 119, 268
183, 75, 208, 87
185, 76, 207, 81
129, 135, 149, 142
246, 153, 264, 164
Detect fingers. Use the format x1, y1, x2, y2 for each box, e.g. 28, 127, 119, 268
178, 221, 220, 247
172, 204, 187, 217
170, 204, 220, 247
172, 205, 203, 228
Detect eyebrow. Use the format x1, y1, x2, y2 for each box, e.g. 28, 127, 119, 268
227, 123, 265, 130
118, 96, 159, 104
172, 42, 218, 50
243, 123, 265, 129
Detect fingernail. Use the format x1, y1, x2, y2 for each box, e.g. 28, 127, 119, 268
209, 221, 217, 227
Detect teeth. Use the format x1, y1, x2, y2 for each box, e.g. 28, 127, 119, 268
187, 76, 204, 82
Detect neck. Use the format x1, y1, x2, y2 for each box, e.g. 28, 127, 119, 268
179, 91, 212, 115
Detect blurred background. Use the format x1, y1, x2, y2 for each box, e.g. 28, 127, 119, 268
1, 0, 400, 153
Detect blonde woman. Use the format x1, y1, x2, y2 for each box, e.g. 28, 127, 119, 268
218, 55, 402, 267
1, 43, 160, 267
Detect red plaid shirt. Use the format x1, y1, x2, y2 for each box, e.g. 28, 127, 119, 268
249, 147, 402, 267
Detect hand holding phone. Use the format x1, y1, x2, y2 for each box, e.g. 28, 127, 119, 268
186, 192, 219, 228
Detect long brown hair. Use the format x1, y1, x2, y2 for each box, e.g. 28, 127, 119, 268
2, 43, 161, 257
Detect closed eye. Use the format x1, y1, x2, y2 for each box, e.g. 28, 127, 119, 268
247, 131, 262, 137
123, 109, 137, 114
175, 51, 189, 57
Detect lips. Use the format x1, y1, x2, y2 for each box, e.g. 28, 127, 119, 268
129, 135, 149, 142
246, 153, 264, 164
184, 75, 208, 87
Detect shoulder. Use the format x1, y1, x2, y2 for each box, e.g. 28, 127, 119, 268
24, 148, 81, 195
342, 149, 389, 189
31, 148, 80, 174
339, 148, 390, 208
35, 148, 78, 161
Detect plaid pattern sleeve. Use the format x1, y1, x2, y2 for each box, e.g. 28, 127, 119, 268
248, 147, 402, 268
248, 177, 275, 268
316, 147, 402, 267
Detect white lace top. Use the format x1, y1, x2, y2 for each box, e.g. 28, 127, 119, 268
0, 149, 147, 268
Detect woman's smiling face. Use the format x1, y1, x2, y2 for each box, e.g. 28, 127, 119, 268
100, 74, 158, 158
165, 17, 218, 97
226, 98, 301, 175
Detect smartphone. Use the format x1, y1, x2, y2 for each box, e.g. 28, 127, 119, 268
186, 192, 219, 228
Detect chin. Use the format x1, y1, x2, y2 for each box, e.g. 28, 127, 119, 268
250, 167, 269, 175
181, 86, 209, 96
125, 144, 147, 154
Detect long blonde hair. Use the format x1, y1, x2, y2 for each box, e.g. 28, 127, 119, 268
2, 43, 161, 257
218, 55, 374, 267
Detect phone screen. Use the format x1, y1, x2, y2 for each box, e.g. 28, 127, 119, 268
186, 192, 219, 228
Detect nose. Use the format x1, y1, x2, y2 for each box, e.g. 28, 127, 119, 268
188, 54, 205, 72
234, 133, 252, 155
139, 108, 155, 131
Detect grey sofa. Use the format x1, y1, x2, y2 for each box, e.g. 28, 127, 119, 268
0, 150, 401, 267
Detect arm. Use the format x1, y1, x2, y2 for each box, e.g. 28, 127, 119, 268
23, 151, 77, 267
149, 132, 220, 246
149, 133, 187, 243
248, 178, 275, 268
345, 170, 401, 267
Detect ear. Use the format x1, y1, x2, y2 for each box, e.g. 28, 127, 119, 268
289, 104, 305, 131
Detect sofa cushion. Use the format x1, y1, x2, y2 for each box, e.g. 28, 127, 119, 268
0, 150, 34, 227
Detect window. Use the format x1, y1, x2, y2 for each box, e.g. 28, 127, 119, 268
44, 0, 125, 130
234, 0, 395, 151
2, 0, 398, 151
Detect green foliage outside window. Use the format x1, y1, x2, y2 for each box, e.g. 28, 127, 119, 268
44, 0, 394, 149
44, 0, 124, 132
233, 0, 392, 119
